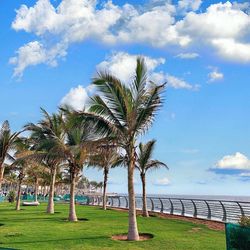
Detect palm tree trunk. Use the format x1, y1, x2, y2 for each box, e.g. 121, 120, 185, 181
141, 173, 149, 217
34, 177, 39, 202
102, 168, 108, 210
68, 170, 77, 221
16, 176, 22, 211
0, 162, 5, 189
127, 146, 139, 241
47, 167, 57, 214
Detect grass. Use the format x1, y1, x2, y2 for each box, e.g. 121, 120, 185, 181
0, 202, 226, 250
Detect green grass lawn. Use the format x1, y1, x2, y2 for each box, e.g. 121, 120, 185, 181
0, 202, 226, 250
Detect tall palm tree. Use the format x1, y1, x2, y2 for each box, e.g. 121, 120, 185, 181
26, 109, 64, 214
136, 140, 167, 217
10, 137, 31, 211
88, 145, 122, 210
78, 57, 165, 240
0, 121, 20, 189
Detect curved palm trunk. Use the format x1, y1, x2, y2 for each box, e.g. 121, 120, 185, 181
127, 147, 139, 241
68, 170, 77, 221
102, 168, 108, 210
0, 162, 5, 189
47, 167, 57, 214
141, 173, 149, 217
34, 177, 39, 202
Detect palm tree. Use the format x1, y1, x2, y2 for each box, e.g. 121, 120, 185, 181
26, 109, 64, 214
0, 121, 20, 189
88, 145, 122, 210
136, 140, 167, 217
26, 163, 45, 203
10, 137, 31, 210
78, 57, 165, 240
27, 108, 100, 221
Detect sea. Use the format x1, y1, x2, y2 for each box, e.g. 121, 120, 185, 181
119, 194, 250, 202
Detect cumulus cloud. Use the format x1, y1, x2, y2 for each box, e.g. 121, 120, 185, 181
153, 177, 170, 186
115, 3, 190, 47
177, 0, 202, 13
208, 68, 224, 82
9, 41, 67, 77
176, 2, 250, 62
211, 39, 250, 63
175, 52, 199, 59
60, 85, 91, 111
98, 52, 198, 90
11, 0, 122, 76
165, 74, 199, 90
97, 51, 165, 83
10, 0, 250, 76
215, 152, 250, 170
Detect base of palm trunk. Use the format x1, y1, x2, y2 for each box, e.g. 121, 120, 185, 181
68, 216, 78, 222
142, 212, 149, 217
112, 233, 153, 241
47, 210, 54, 214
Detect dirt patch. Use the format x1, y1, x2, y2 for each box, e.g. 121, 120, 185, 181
110, 207, 225, 231
112, 233, 154, 241
188, 227, 202, 233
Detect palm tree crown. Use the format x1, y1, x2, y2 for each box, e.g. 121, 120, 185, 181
136, 139, 168, 174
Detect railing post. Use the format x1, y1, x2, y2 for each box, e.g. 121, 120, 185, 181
237, 202, 245, 217
169, 199, 174, 214
159, 198, 164, 213
125, 196, 128, 208
180, 199, 185, 216
220, 201, 227, 222
150, 198, 154, 211
204, 200, 211, 220
191, 200, 197, 218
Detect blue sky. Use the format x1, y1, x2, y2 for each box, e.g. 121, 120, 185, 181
1, 0, 250, 196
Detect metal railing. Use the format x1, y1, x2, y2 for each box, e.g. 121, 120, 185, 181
87, 195, 250, 223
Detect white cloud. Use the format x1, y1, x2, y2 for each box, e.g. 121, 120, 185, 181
116, 3, 190, 47
211, 39, 250, 63
175, 52, 199, 59
176, 1, 250, 61
154, 177, 170, 186
9, 41, 67, 77
215, 152, 250, 170
11, 0, 122, 76
177, 2, 250, 40
98, 52, 198, 90
60, 85, 90, 111
10, 1, 250, 76
208, 68, 224, 82
178, 0, 202, 13
97, 51, 165, 83
166, 74, 199, 90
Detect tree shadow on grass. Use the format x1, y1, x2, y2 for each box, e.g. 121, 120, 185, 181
0, 248, 21, 250
4, 217, 89, 223
2, 236, 107, 245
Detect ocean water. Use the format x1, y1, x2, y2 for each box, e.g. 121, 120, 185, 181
146, 194, 250, 202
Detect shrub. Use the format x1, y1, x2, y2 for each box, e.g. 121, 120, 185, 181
239, 216, 250, 227
7, 191, 16, 203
